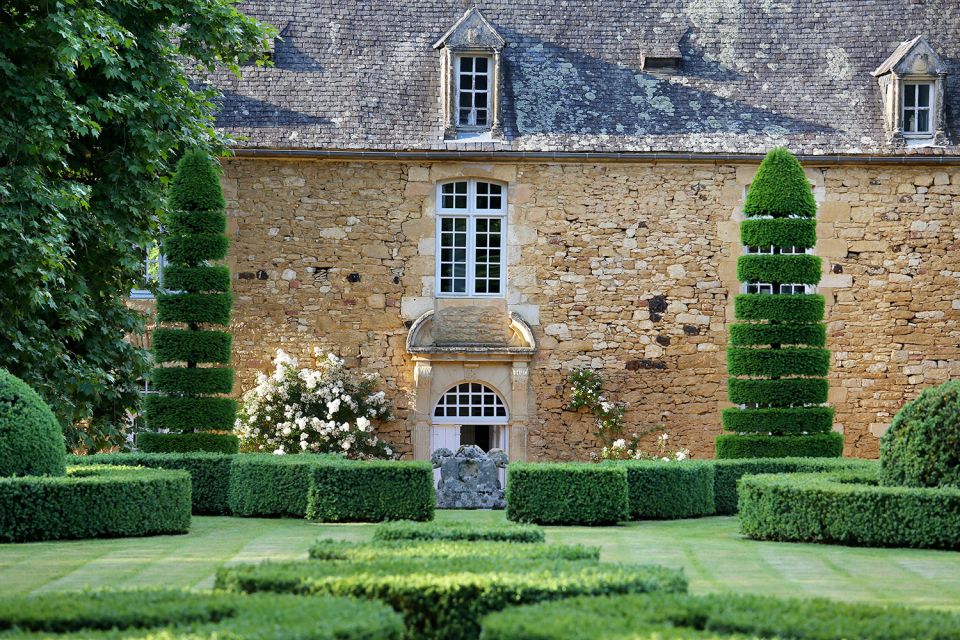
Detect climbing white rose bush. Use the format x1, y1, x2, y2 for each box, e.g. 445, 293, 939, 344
235, 349, 395, 459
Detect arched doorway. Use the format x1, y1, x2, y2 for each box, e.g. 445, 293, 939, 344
431, 382, 509, 484
432, 382, 509, 452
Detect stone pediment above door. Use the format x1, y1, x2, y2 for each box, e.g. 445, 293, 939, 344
406, 308, 536, 356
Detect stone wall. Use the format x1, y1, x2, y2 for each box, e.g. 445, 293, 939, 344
220, 158, 960, 461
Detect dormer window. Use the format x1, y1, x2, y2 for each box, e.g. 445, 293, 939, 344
434, 9, 505, 141
457, 56, 490, 127
873, 36, 948, 147
902, 82, 933, 135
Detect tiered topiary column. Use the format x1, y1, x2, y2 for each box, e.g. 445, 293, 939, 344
140, 151, 238, 453
717, 147, 842, 459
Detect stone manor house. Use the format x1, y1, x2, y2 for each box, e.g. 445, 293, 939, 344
138, 1, 960, 461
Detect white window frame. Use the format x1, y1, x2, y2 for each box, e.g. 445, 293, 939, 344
455, 55, 492, 129
741, 242, 816, 295
432, 382, 509, 425
435, 179, 507, 298
902, 81, 935, 137
130, 242, 166, 300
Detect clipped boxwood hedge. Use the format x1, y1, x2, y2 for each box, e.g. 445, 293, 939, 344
738, 471, 960, 549
727, 346, 830, 377
162, 265, 231, 293
150, 367, 234, 395
711, 456, 877, 515
715, 432, 843, 460
163, 234, 230, 264
307, 459, 435, 522
728, 376, 828, 405
152, 329, 232, 364
606, 460, 715, 520
156, 292, 232, 325
165, 209, 227, 235
740, 217, 817, 249
0, 590, 403, 639
217, 557, 686, 640
479, 592, 960, 640
722, 406, 834, 435
742, 147, 818, 218
0, 369, 66, 478
880, 380, 960, 489
729, 321, 826, 347
734, 293, 824, 322
0, 465, 191, 542
143, 395, 236, 431
506, 463, 629, 525
308, 539, 599, 562
373, 519, 544, 543
71, 452, 234, 515
228, 453, 342, 518
736, 253, 821, 285
137, 432, 239, 454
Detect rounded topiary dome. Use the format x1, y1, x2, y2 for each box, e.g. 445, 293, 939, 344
0, 369, 66, 477
879, 380, 960, 488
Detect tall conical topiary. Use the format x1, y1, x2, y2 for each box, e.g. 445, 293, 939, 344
717, 147, 842, 459
140, 151, 238, 454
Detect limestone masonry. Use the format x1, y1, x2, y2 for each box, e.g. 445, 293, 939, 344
221, 158, 960, 461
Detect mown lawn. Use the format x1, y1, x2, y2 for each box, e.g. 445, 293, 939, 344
2, 510, 959, 609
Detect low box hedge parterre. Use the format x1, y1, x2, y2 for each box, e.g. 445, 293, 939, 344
0, 465, 191, 543
309, 539, 599, 562
738, 470, 960, 549
216, 557, 686, 640
605, 460, 715, 520
506, 463, 629, 525
373, 519, 544, 543
0, 590, 402, 639
712, 457, 877, 515
307, 459, 434, 522
479, 592, 960, 640
71, 452, 435, 521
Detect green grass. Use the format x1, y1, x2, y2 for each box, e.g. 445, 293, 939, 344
1, 511, 959, 609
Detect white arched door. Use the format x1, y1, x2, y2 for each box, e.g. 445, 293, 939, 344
431, 382, 509, 485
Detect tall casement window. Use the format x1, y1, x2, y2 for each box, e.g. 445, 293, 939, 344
436, 179, 506, 297
130, 242, 165, 299
902, 82, 933, 135
457, 56, 490, 127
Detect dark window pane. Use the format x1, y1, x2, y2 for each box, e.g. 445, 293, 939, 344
918, 110, 930, 132
488, 264, 500, 279
489, 195, 502, 209
918, 84, 930, 107
461, 76, 473, 90
476, 196, 489, 209
475, 93, 487, 108
454, 263, 466, 278
489, 184, 502, 195
475, 57, 488, 72
441, 264, 452, 278
476, 75, 487, 90
476, 265, 488, 278
460, 57, 473, 72
475, 110, 488, 125
489, 219, 502, 233
476, 219, 488, 232
455, 195, 467, 208
905, 85, 916, 107
454, 278, 466, 292
442, 195, 454, 208
905, 111, 916, 132
454, 218, 466, 232
455, 181, 467, 194
461, 93, 473, 108
487, 279, 501, 294
459, 109, 470, 124
477, 182, 489, 195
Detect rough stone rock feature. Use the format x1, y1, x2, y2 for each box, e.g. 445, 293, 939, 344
432, 445, 508, 509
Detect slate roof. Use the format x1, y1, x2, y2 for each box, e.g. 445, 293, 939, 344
208, 0, 960, 155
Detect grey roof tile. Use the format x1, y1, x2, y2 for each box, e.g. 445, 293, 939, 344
206, 0, 960, 155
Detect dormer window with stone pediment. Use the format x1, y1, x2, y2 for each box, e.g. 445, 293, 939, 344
434, 8, 505, 141
873, 36, 949, 147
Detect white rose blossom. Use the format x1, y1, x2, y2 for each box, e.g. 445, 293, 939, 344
236, 349, 395, 460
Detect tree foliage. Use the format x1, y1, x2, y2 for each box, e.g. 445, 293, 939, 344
0, 0, 274, 451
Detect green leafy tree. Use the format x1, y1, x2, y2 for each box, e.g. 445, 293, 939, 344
718, 147, 842, 459
0, 1, 274, 451
140, 151, 238, 453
